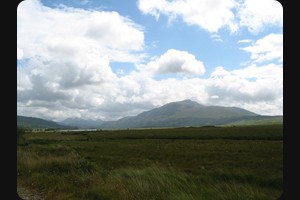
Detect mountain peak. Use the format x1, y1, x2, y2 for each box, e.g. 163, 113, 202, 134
174, 99, 194, 103
179, 99, 195, 104
166, 99, 203, 107
60, 118, 105, 128
181, 99, 193, 102
101, 100, 260, 128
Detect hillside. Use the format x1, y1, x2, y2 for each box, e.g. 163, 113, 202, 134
221, 115, 283, 126
17, 116, 74, 130
100, 99, 266, 128
17, 100, 282, 129
59, 118, 105, 129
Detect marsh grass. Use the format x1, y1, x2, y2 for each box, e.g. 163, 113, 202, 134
17, 125, 283, 200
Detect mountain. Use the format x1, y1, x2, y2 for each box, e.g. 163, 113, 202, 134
17, 115, 75, 130
221, 115, 283, 126
59, 118, 105, 129
100, 99, 270, 128
17, 100, 283, 130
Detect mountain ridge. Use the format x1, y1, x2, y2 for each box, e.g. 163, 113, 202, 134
59, 118, 105, 129
17, 99, 282, 129
100, 99, 270, 128
17, 115, 75, 129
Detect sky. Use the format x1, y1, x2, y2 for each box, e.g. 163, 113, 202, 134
17, 0, 283, 122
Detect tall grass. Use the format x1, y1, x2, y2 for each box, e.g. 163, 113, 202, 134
17, 125, 283, 200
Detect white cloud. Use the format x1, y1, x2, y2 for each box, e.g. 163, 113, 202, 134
138, 0, 282, 34
237, 39, 252, 44
210, 95, 219, 99
17, 0, 145, 121
241, 33, 283, 63
237, 0, 283, 33
17, 0, 283, 121
17, 67, 32, 91
137, 0, 167, 20
17, 62, 283, 120
138, 49, 205, 76
211, 34, 223, 42
17, 48, 24, 60
83, 11, 144, 51
17, 0, 145, 63
207, 64, 282, 115
232, 63, 283, 80
138, 0, 238, 33
107, 62, 282, 117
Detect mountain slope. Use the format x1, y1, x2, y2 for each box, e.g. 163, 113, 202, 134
17, 100, 282, 129
17, 116, 74, 129
100, 99, 262, 128
222, 115, 283, 126
59, 118, 105, 129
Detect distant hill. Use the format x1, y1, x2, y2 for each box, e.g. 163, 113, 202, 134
17, 116, 75, 130
59, 118, 105, 129
17, 100, 283, 130
100, 99, 276, 128
221, 115, 283, 126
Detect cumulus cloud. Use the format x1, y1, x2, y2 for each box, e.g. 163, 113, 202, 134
138, 0, 238, 33
232, 63, 283, 80
17, 0, 282, 121
206, 64, 282, 115
17, 48, 24, 60
138, 0, 282, 34
138, 49, 205, 76
17, 0, 145, 121
237, 39, 252, 44
241, 33, 283, 63
17, 0, 144, 62
17, 63, 283, 121
237, 0, 283, 33
109, 62, 282, 117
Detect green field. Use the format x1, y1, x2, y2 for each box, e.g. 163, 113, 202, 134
17, 125, 283, 200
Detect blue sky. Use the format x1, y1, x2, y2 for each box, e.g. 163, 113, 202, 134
17, 0, 283, 121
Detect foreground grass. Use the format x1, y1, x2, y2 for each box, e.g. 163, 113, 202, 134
17, 125, 283, 200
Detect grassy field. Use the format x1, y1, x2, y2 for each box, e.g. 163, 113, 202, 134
17, 125, 283, 200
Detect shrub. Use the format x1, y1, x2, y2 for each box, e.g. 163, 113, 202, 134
17, 126, 27, 145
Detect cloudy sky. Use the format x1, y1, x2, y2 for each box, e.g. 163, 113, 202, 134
17, 0, 283, 121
